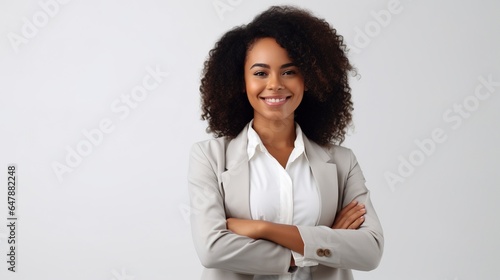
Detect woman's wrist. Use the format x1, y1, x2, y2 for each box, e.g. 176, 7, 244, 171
256, 220, 270, 239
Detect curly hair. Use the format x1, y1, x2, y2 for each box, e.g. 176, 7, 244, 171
200, 5, 355, 145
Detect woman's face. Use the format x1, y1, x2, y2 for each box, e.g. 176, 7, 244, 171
244, 37, 304, 125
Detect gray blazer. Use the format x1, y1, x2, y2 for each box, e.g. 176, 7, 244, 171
188, 125, 383, 279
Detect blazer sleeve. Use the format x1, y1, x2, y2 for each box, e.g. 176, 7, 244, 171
188, 142, 291, 275
296, 148, 384, 271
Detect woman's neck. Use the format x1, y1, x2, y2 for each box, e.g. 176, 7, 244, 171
252, 117, 296, 149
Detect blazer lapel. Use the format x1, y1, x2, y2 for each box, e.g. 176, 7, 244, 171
303, 136, 339, 226
220, 125, 339, 225
221, 125, 252, 219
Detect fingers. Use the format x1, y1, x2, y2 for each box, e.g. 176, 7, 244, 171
332, 201, 358, 228
332, 201, 366, 229
339, 206, 365, 229
347, 215, 365, 230
337, 200, 358, 217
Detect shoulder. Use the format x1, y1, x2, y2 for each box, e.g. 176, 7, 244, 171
305, 136, 361, 177
324, 143, 357, 163
305, 136, 357, 163
192, 137, 228, 150
190, 125, 249, 169
308, 141, 366, 186
188, 137, 231, 180
190, 137, 229, 162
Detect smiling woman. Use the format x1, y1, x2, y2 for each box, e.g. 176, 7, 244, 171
189, 5, 383, 280
245, 38, 304, 132
244, 38, 305, 167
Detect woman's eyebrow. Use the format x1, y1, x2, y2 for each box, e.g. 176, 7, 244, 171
280, 63, 296, 69
249, 62, 296, 69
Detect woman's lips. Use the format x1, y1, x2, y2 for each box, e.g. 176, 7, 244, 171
261, 96, 289, 106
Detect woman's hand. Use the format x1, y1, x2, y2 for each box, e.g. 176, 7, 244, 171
226, 218, 265, 239
332, 200, 366, 229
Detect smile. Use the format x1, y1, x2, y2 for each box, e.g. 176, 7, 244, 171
261, 96, 290, 106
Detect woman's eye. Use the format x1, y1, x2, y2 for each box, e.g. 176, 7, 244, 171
254, 71, 267, 77
283, 70, 296, 75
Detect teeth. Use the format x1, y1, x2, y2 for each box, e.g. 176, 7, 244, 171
265, 98, 286, 103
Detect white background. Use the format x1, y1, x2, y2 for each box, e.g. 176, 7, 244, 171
0, 0, 499, 279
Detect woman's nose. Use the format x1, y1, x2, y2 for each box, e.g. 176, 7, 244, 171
267, 74, 284, 91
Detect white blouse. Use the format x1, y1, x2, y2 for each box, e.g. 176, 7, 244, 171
247, 121, 320, 280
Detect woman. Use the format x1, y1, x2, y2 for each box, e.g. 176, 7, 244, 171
188, 6, 383, 280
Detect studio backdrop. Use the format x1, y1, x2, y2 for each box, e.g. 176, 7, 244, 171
0, 0, 499, 279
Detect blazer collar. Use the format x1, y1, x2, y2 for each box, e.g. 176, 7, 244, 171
225, 124, 250, 169
222, 125, 338, 225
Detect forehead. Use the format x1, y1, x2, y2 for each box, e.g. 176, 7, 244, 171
245, 37, 292, 63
